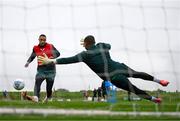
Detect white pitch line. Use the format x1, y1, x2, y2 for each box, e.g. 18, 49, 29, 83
0, 108, 180, 117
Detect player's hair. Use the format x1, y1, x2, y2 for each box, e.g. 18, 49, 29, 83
84, 35, 96, 45
39, 34, 46, 38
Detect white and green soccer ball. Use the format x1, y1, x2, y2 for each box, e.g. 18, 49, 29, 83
13, 78, 25, 90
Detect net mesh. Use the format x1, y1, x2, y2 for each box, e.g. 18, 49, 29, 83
0, 0, 180, 92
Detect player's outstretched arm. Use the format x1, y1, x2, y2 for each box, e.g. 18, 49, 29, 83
25, 49, 36, 68
38, 51, 86, 65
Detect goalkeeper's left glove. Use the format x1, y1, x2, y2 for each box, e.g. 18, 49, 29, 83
38, 53, 56, 65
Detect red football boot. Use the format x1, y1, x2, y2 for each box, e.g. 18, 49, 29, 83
153, 97, 162, 104
160, 80, 169, 87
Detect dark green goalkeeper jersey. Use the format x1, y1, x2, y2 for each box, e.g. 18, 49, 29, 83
55, 42, 157, 102
56, 43, 127, 81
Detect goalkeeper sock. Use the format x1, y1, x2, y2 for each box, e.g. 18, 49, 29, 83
153, 78, 160, 83
154, 78, 169, 86
151, 96, 162, 103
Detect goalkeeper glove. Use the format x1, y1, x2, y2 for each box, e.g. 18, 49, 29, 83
38, 53, 56, 65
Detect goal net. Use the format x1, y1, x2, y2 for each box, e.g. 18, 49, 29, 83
0, 0, 179, 93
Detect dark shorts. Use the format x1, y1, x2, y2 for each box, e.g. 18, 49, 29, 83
36, 70, 56, 81
110, 63, 135, 80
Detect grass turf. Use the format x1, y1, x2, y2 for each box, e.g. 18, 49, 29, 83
0, 114, 180, 121
0, 91, 179, 120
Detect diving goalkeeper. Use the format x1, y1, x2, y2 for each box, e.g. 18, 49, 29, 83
38, 35, 169, 103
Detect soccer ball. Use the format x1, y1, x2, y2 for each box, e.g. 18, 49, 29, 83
13, 79, 25, 90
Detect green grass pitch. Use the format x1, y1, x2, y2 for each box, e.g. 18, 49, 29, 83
0, 90, 179, 120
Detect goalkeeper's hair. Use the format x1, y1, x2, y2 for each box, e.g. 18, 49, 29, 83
84, 35, 96, 45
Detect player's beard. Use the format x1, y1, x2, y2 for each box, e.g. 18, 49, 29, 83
39, 42, 46, 47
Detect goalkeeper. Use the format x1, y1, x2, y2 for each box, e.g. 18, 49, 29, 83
38, 35, 169, 103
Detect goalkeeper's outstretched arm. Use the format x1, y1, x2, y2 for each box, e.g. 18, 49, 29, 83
38, 52, 86, 65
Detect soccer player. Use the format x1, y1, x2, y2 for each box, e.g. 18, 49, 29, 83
101, 80, 107, 100
92, 88, 97, 101
38, 35, 169, 103
24, 34, 60, 102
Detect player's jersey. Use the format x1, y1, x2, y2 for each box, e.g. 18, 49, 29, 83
56, 42, 125, 81
33, 43, 54, 65
27, 43, 60, 71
